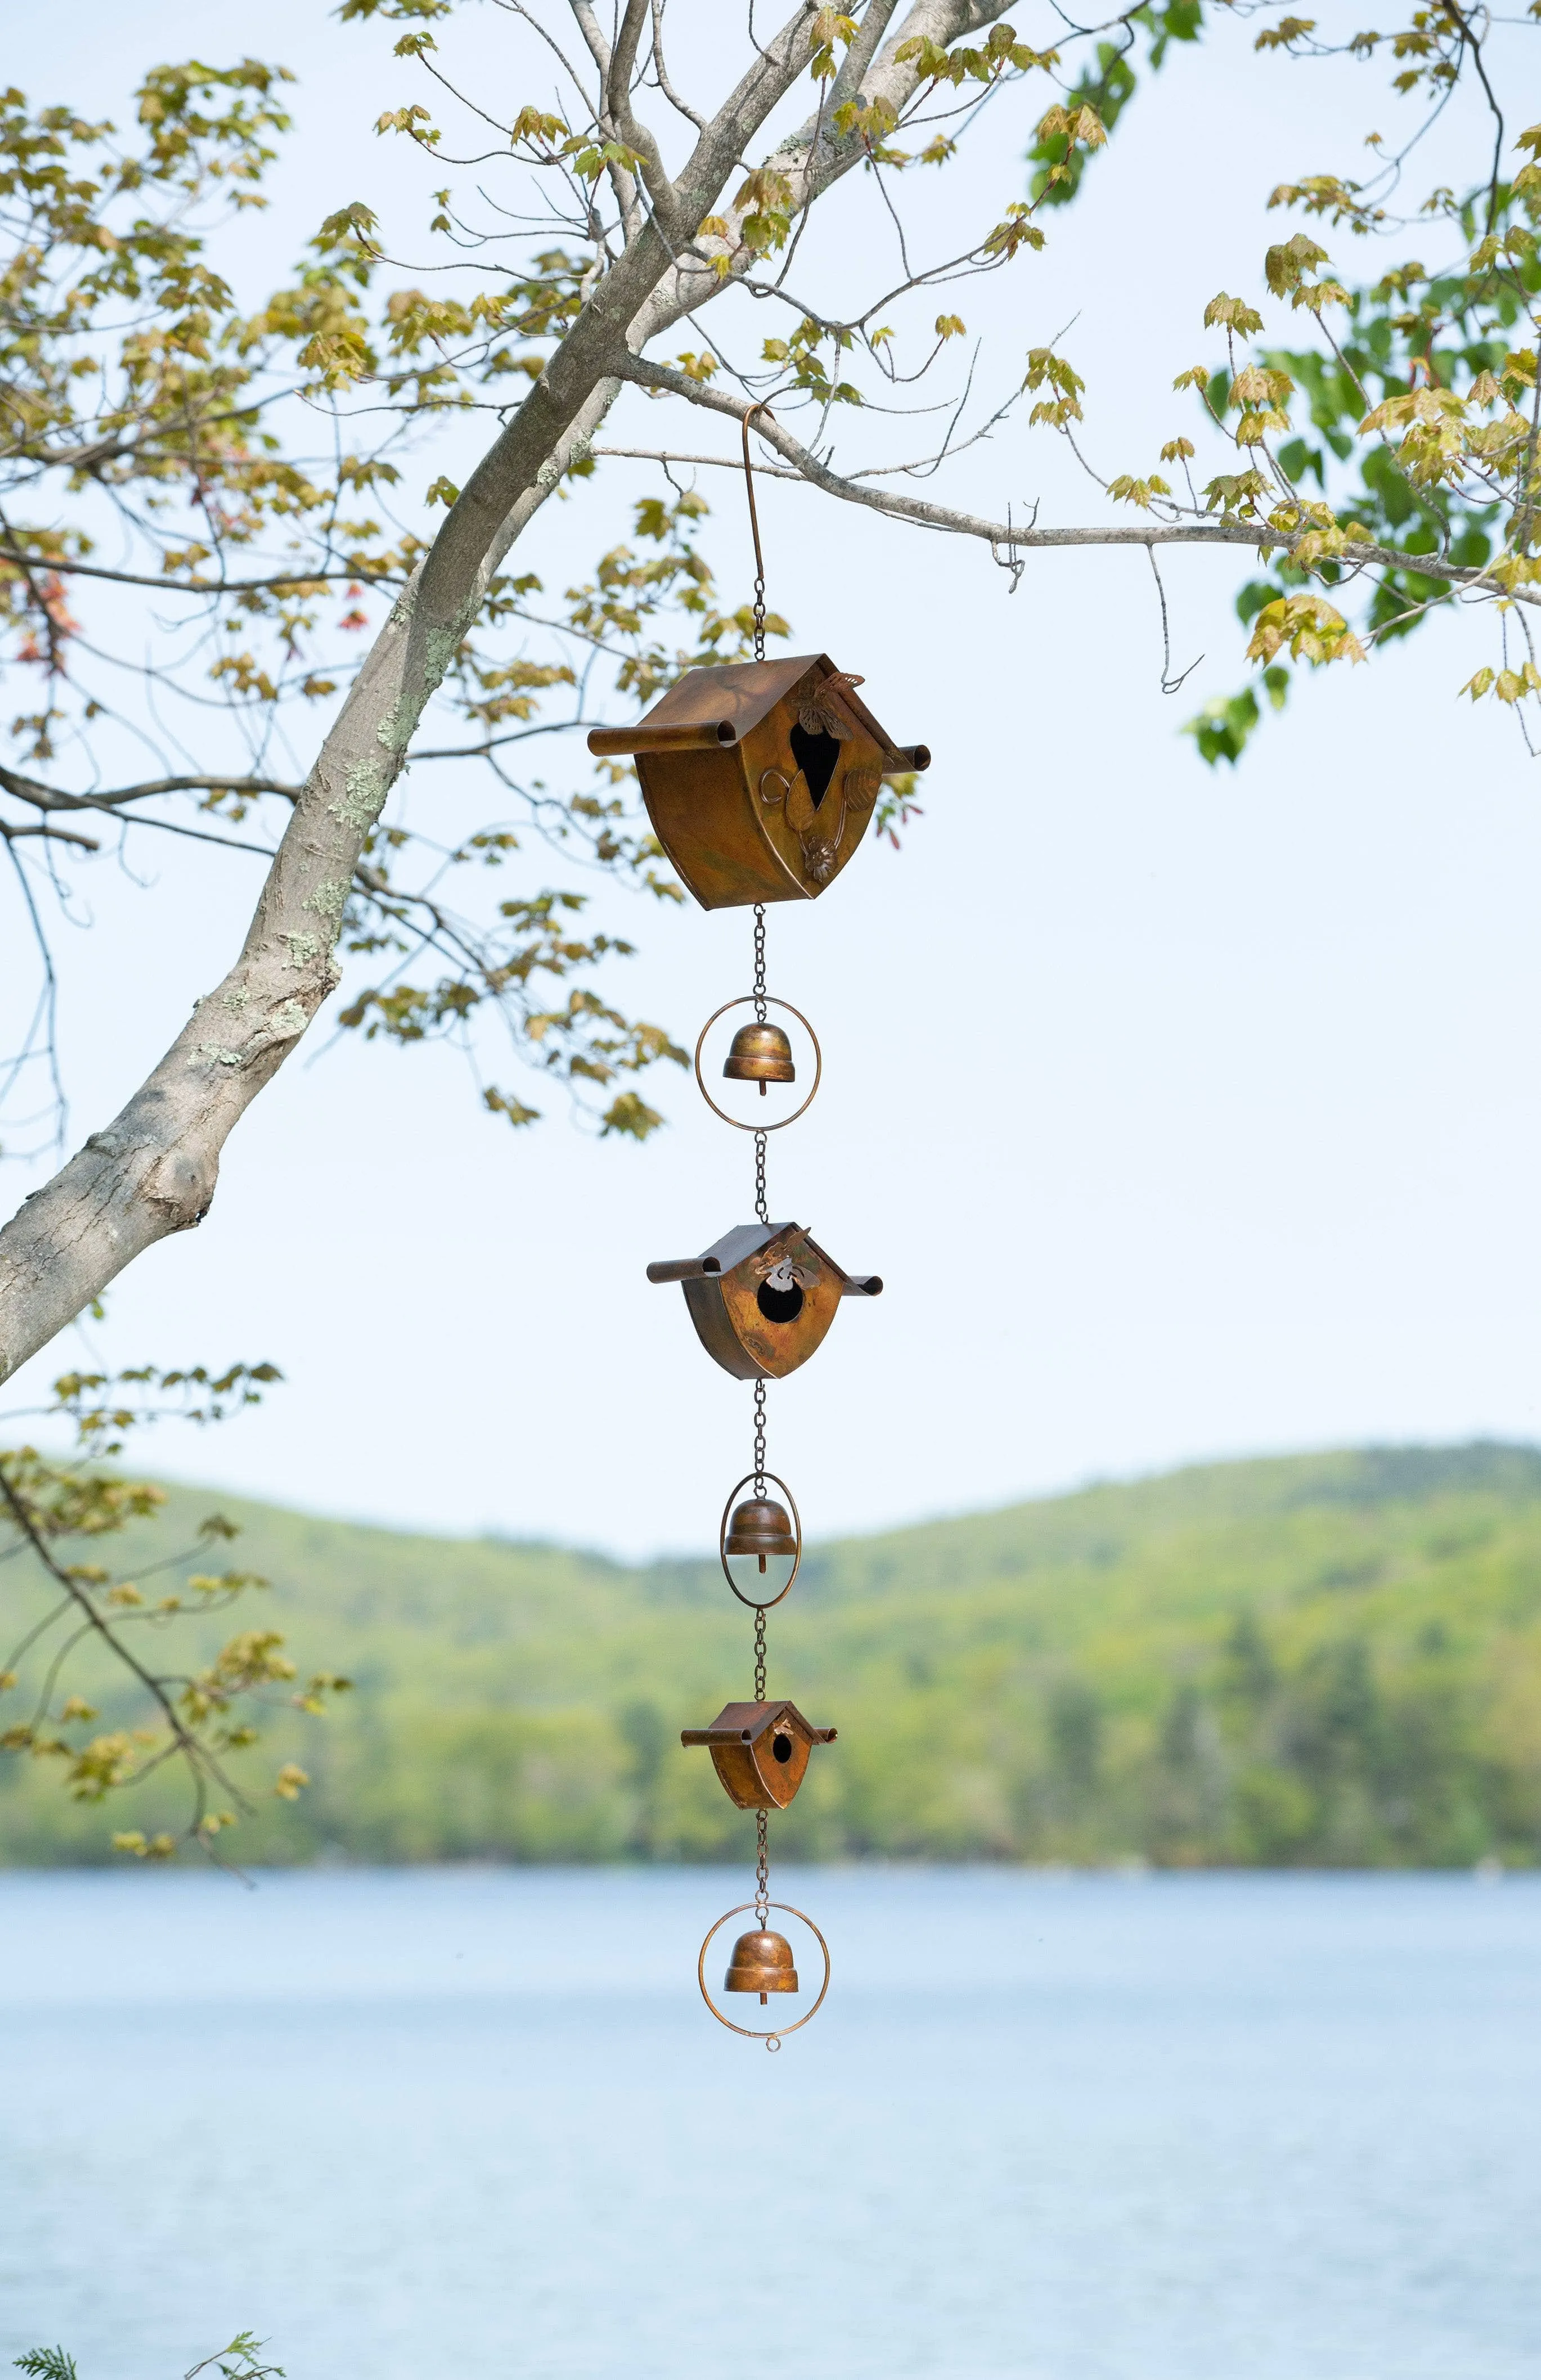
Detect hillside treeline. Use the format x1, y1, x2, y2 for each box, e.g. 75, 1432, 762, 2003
2, 1444, 1538, 1866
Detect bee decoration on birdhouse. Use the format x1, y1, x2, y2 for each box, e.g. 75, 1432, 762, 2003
614, 406, 927, 2051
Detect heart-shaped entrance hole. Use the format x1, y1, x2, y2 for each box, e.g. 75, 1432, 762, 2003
789, 721, 841, 808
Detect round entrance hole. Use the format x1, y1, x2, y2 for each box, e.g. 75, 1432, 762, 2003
757, 1278, 805, 1324
772, 1734, 793, 1764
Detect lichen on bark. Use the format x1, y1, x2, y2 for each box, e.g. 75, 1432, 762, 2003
333, 759, 388, 831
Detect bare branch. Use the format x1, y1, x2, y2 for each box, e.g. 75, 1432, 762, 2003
2, 766, 302, 814
648, 0, 708, 130
1, 821, 100, 853
614, 356, 1541, 608
0, 549, 402, 595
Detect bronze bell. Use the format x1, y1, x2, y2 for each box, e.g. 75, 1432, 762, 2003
724, 1495, 797, 1575
724, 1020, 795, 1097
725, 1926, 799, 2004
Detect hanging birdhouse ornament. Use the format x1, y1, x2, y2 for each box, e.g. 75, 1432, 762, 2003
682, 1700, 837, 1811
648, 1221, 881, 1381
623, 406, 924, 2052
587, 655, 929, 910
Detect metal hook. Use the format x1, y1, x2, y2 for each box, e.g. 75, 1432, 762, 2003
741, 403, 775, 660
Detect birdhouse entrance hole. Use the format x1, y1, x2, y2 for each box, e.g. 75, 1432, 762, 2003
789, 721, 840, 807
772, 1732, 793, 1764
757, 1276, 805, 1324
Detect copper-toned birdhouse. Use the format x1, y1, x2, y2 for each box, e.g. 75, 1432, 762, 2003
587, 655, 929, 909
647, 1221, 880, 1382
681, 1699, 837, 1810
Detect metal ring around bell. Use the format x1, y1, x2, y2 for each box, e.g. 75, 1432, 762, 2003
693, 996, 823, 1132
697, 1900, 832, 2049
718, 1469, 802, 1609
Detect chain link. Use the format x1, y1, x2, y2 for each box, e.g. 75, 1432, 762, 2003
750, 904, 770, 1213
753, 1361, 769, 1924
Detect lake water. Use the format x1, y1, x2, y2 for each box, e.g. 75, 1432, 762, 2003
0, 1867, 1536, 2380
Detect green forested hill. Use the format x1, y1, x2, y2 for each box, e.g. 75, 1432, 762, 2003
4, 1442, 1540, 1866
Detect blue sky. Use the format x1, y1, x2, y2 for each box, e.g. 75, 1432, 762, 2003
5, 5, 1539, 1556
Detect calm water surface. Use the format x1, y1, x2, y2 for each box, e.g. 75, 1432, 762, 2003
0, 1867, 1535, 2380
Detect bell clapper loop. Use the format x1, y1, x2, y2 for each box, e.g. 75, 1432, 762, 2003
718, 1471, 802, 1609
694, 996, 822, 1135
697, 1898, 831, 2046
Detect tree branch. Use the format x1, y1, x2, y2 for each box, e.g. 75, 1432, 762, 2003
1, 821, 100, 852
0, 0, 1125, 1381
0, 550, 402, 595
0, 1459, 249, 1833
1, 765, 302, 814
613, 357, 1541, 607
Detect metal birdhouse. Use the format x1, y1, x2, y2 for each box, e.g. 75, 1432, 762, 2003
681, 1699, 837, 1811
587, 655, 929, 909
647, 1221, 881, 1381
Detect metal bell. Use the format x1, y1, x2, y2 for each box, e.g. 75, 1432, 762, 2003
724, 1020, 795, 1096
724, 1496, 797, 1575
725, 1927, 799, 2003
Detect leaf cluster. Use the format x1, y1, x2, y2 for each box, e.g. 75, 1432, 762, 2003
0, 1361, 346, 1857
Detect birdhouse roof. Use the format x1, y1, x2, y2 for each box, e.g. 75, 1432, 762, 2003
703, 1220, 797, 1273
681, 1700, 837, 1747
646, 1220, 882, 1297
641, 655, 910, 758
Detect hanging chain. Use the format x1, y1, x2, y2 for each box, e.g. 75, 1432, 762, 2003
752, 904, 770, 1215
742, 406, 772, 664
738, 419, 783, 1991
